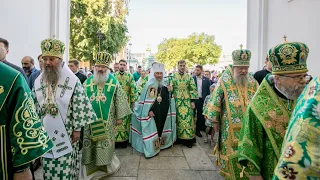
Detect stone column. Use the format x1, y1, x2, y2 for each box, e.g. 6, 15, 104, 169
246, 0, 268, 72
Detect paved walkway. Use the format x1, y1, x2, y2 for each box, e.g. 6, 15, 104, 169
35, 136, 224, 180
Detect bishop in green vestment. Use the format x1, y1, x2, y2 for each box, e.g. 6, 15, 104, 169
273, 76, 320, 180
238, 40, 310, 180
114, 59, 137, 148
170, 60, 198, 148
33, 38, 98, 180
0, 62, 53, 180
203, 46, 259, 180
81, 52, 132, 180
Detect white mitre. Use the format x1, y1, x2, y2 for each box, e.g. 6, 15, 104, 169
152, 62, 165, 73
148, 62, 165, 83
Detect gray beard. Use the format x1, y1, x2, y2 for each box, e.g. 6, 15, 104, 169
156, 79, 164, 86
43, 63, 62, 84
234, 74, 249, 87
94, 69, 109, 86
276, 84, 305, 100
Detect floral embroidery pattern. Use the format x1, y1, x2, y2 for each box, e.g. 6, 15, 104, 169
284, 145, 295, 158
281, 165, 298, 179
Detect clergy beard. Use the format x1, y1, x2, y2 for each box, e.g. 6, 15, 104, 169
94, 69, 109, 86
155, 78, 164, 86
276, 84, 305, 100
234, 74, 248, 87
43, 62, 62, 84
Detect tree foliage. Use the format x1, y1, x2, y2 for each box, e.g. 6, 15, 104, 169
155, 33, 222, 69
70, 0, 129, 61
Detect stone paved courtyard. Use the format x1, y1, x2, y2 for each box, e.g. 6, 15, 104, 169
35, 136, 224, 180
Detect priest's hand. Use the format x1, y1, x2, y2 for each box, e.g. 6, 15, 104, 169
116, 119, 122, 125
167, 85, 173, 91
191, 102, 195, 110
14, 169, 32, 180
148, 111, 155, 117
71, 131, 81, 143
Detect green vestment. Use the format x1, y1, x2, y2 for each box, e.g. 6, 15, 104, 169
238, 76, 295, 180
203, 65, 258, 180
114, 71, 137, 142
138, 74, 149, 94
273, 77, 320, 180
82, 74, 132, 177
0, 63, 52, 180
170, 72, 198, 140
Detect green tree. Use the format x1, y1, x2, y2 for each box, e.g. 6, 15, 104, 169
70, 0, 129, 61
155, 33, 222, 69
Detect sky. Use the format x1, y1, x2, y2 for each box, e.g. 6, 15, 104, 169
126, 0, 247, 55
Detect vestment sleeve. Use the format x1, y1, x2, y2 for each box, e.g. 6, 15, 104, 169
129, 74, 138, 104
188, 75, 198, 100
203, 78, 224, 122
114, 83, 133, 120
8, 74, 52, 171
70, 81, 98, 131
238, 106, 263, 175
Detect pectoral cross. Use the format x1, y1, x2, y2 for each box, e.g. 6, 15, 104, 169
283, 35, 287, 43
105, 79, 116, 92
58, 77, 73, 98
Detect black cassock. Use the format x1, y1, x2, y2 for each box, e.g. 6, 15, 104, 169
150, 86, 170, 137
253, 69, 270, 84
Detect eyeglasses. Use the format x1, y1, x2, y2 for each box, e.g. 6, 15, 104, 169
279, 74, 311, 82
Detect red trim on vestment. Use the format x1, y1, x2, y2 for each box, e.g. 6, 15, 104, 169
143, 132, 158, 140
131, 127, 142, 135
137, 116, 151, 121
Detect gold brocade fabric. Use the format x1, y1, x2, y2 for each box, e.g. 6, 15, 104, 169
203, 66, 259, 179
238, 76, 295, 180
171, 73, 198, 139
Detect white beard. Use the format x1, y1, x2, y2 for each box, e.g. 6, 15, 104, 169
234, 74, 249, 87
93, 69, 109, 86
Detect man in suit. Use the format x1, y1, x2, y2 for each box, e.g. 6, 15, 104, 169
0, 37, 27, 80
193, 65, 211, 137
68, 59, 87, 84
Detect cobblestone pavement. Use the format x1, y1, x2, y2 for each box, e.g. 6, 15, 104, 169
35, 135, 224, 180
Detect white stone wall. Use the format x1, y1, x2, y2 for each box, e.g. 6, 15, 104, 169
0, 0, 71, 68
247, 0, 320, 76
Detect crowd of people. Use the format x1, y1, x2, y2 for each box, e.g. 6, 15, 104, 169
0, 35, 319, 180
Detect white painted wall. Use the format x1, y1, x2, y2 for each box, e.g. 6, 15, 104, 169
247, 0, 320, 76
0, 0, 71, 69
